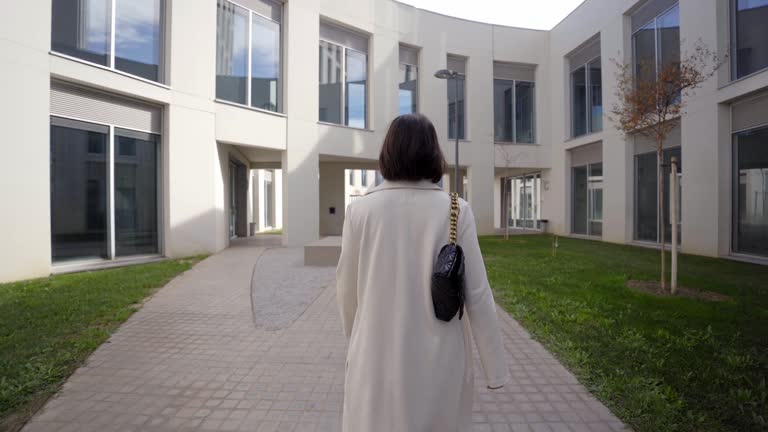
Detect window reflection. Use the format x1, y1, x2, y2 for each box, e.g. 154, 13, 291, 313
115, 0, 164, 81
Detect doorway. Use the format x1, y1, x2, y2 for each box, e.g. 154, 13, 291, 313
503, 173, 541, 230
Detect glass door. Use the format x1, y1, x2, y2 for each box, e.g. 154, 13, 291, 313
504, 173, 541, 230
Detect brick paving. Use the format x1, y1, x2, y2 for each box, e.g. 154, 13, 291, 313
22, 239, 625, 432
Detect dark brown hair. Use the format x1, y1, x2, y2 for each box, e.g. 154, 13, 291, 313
378, 114, 446, 183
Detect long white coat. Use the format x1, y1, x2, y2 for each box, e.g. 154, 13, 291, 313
336, 180, 510, 432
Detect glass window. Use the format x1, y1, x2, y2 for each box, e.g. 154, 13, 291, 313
114, 130, 159, 256
216, 0, 282, 112
50, 117, 160, 262
50, 119, 109, 261
493, 80, 514, 142
52, 0, 112, 66
589, 58, 603, 133
733, 0, 768, 79
633, 4, 680, 84
216, 1, 249, 105
733, 127, 768, 256
318, 41, 343, 124
345, 49, 367, 129
251, 14, 281, 111
515, 81, 535, 144
399, 63, 418, 115
361, 170, 368, 186
572, 163, 603, 236
114, 0, 164, 81
571, 58, 603, 138
448, 73, 465, 140
318, 38, 368, 128
657, 6, 680, 74
634, 147, 682, 243
572, 166, 588, 235
51, 0, 165, 82
571, 67, 587, 137
493, 79, 535, 143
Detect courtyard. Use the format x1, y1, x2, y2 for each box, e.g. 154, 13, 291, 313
1, 235, 765, 432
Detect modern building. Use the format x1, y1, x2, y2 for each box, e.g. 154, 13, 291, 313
1, 0, 767, 283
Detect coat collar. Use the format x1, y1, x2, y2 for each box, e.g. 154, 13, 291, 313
365, 179, 444, 195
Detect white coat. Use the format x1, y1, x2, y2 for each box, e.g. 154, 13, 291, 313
336, 180, 510, 432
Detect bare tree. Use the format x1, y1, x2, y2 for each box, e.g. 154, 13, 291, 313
495, 146, 524, 240
610, 40, 725, 291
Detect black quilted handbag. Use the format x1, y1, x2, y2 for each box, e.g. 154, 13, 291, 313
431, 192, 465, 322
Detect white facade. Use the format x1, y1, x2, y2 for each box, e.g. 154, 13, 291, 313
1, 0, 767, 283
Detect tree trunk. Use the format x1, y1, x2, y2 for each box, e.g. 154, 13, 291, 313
657, 148, 666, 291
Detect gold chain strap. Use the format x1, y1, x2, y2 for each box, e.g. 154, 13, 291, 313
449, 192, 460, 245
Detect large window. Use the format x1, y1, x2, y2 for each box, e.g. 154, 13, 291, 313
571, 56, 602, 137
399, 46, 419, 115
493, 63, 536, 144
635, 147, 681, 243
632, 2, 680, 84
51, 117, 159, 262
52, 0, 165, 82
319, 23, 369, 128
733, 126, 768, 256
572, 163, 603, 236
447, 56, 466, 140
216, 0, 282, 112
732, 0, 768, 79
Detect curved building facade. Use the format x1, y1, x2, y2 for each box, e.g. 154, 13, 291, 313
1, 0, 767, 282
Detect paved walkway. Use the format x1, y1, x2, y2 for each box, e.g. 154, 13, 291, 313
23, 239, 625, 432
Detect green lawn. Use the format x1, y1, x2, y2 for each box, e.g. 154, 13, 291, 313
0, 258, 203, 431
480, 235, 767, 432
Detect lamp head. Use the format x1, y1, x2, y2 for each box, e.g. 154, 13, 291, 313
434, 69, 455, 79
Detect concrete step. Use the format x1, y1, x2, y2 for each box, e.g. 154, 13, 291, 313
304, 236, 342, 266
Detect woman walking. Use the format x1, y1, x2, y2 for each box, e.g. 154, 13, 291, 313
336, 114, 510, 431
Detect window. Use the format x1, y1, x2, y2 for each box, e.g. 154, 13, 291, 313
361, 170, 368, 186
50, 117, 159, 262
52, 0, 165, 82
399, 46, 419, 115
572, 163, 603, 236
733, 126, 768, 256
569, 38, 602, 137
634, 147, 681, 243
447, 56, 466, 140
319, 22, 369, 128
632, 2, 680, 84
732, 0, 768, 79
493, 63, 536, 143
216, 0, 282, 112
349, 170, 354, 186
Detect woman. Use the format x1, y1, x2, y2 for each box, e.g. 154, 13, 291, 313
336, 113, 510, 431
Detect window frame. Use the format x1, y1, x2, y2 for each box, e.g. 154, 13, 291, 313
50, 114, 163, 263
570, 55, 602, 138
398, 57, 419, 115
51, 0, 168, 85
318, 38, 369, 129
730, 0, 768, 81
631, 2, 679, 83
493, 77, 536, 144
216, 0, 284, 113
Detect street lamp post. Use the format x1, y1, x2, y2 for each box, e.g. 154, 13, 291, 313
434, 69, 464, 195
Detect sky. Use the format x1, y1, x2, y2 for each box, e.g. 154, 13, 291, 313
396, 0, 586, 30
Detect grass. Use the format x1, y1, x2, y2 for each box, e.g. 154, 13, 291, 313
0, 257, 204, 431
480, 234, 767, 432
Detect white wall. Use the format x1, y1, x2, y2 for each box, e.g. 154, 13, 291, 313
1, 0, 767, 282
0, 0, 52, 282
